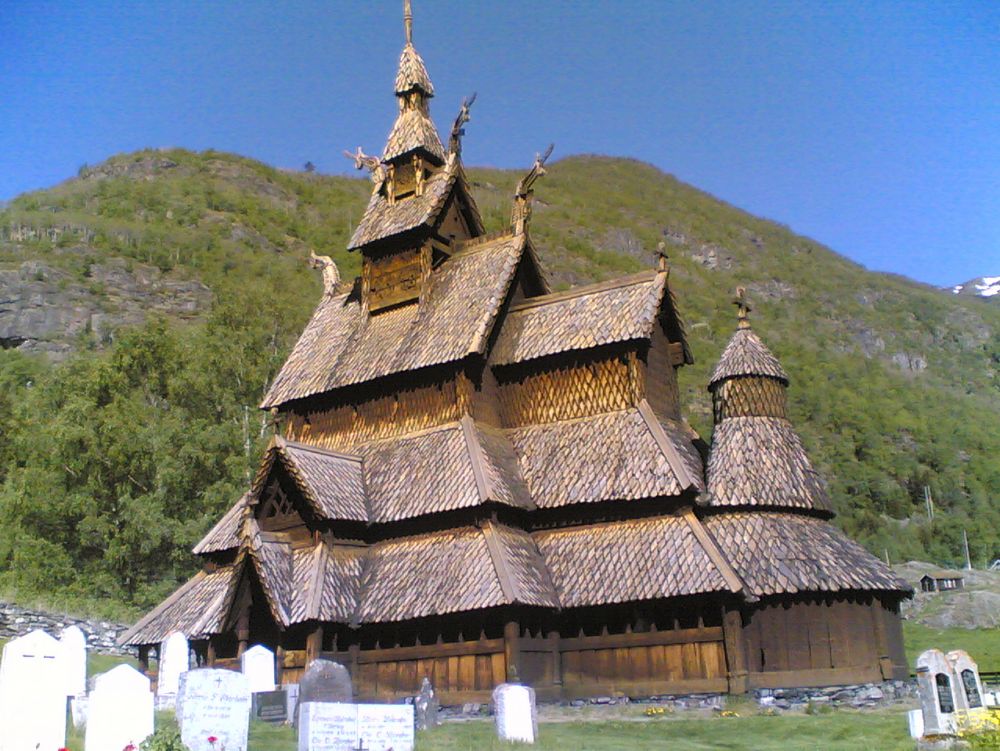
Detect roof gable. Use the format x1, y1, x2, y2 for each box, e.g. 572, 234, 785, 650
709, 328, 788, 387
262, 232, 525, 408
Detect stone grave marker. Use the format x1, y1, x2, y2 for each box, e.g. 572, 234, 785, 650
71, 696, 90, 729
947, 649, 987, 717
287, 682, 300, 720
242, 643, 276, 693
295, 659, 352, 725
157, 630, 190, 707
0, 629, 68, 751
916, 649, 959, 736
61, 624, 88, 697
415, 677, 439, 730
297, 702, 414, 751
492, 683, 537, 744
252, 689, 289, 723
85, 664, 154, 751
907, 708, 924, 739
177, 668, 251, 751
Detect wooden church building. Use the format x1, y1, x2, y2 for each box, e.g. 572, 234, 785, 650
122, 4, 910, 701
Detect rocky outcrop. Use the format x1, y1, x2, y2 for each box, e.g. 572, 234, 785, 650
0, 602, 132, 655
0, 256, 211, 360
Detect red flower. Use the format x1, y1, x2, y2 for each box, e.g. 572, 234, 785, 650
124, 744, 137, 751
208, 737, 218, 745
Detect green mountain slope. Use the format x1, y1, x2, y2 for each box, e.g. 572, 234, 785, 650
0, 149, 997, 614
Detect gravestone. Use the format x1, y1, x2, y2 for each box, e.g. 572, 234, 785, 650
907, 709, 924, 739
415, 677, 439, 731
0, 629, 67, 751
287, 683, 301, 720
242, 643, 276, 693
61, 624, 88, 697
296, 659, 352, 725
916, 649, 959, 736
85, 665, 154, 751
157, 630, 190, 707
947, 650, 987, 717
252, 689, 289, 723
177, 668, 251, 751
297, 702, 414, 751
492, 683, 537, 744
71, 696, 90, 729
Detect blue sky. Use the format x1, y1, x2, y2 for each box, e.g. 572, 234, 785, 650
1, 1, 997, 286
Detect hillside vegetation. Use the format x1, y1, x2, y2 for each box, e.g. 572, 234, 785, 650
0, 149, 998, 616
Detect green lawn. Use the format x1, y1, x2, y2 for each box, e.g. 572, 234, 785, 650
903, 623, 1000, 672
65, 710, 917, 751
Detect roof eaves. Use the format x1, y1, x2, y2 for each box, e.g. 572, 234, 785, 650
118, 570, 208, 646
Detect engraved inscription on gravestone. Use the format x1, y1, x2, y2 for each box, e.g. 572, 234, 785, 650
177, 668, 251, 751
252, 689, 289, 723
296, 703, 414, 751
916, 649, 959, 737
947, 649, 986, 714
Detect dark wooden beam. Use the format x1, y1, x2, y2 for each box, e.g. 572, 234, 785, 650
504, 618, 521, 682
722, 606, 749, 694
306, 624, 324, 666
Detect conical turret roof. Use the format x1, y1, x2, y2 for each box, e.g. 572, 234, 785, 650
395, 43, 434, 97
709, 327, 788, 387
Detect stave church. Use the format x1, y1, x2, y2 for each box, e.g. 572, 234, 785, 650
122, 3, 911, 701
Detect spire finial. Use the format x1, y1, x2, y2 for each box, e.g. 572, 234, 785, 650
657, 241, 669, 273
404, 0, 413, 44
734, 286, 752, 329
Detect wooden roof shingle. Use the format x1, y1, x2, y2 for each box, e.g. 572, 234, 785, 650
508, 405, 703, 508
382, 108, 445, 163
533, 515, 732, 608
119, 562, 241, 646
705, 416, 832, 514
709, 327, 788, 387
490, 271, 669, 367
262, 233, 524, 408
394, 43, 434, 97
192, 492, 249, 555
703, 512, 911, 596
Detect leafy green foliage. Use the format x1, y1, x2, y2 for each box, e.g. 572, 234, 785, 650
0, 148, 997, 613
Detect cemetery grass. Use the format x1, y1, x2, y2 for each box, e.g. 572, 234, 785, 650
904, 622, 1000, 672
63, 708, 915, 751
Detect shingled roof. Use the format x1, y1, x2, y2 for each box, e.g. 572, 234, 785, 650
358, 419, 533, 522
704, 416, 832, 514
262, 233, 524, 408
709, 327, 788, 387
703, 512, 910, 597
119, 561, 241, 646
508, 403, 703, 508
533, 515, 734, 607
192, 492, 249, 555
383, 108, 446, 163
394, 43, 434, 96
490, 271, 671, 367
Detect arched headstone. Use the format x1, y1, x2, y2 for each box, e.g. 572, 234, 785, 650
157, 631, 189, 707
916, 649, 960, 736
947, 650, 986, 717
492, 683, 537, 744
61, 624, 88, 697
177, 669, 251, 751
241, 644, 276, 693
85, 665, 154, 751
0, 629, 67, 751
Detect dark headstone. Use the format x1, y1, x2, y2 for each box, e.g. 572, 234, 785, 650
414, 677, 439, 731
251, 689, 288, 723
295, 659, 353, 726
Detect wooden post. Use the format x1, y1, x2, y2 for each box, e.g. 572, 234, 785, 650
276, 646, 286, 686
722, 605, 749, 694
504, 619, 521, 683
206, 639, 217, 667
547, 629, 562, 691
349, 644, 361, 694
138, 645, 150, 674
306, 624, 324, 666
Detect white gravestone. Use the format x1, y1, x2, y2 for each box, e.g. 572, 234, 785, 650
0, 629, 67, 751
297, 702, 414, 751
85, 665, 154, 751
287, 683, 300, 721
492, 683, 538, 744
907, 708, 924, 739
61, 624, 88, 697
916, 649, 960, 736
241, 643, 276, 693
947, 649, 987, 718
158, 631, 190, 706
177, 668, 251, 751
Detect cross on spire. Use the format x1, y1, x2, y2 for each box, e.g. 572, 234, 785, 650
404, 0, 413, 44
733, 287, 752, 329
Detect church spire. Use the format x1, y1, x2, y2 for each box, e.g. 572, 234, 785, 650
384, 0, 444, 164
